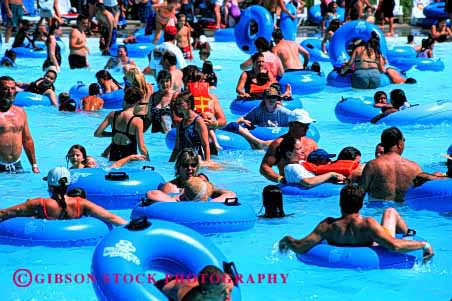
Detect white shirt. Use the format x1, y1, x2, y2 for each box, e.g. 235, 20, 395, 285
284, 161, 315, 184
149, 42, 187, 71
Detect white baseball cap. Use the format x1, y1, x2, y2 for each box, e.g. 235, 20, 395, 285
43, 166, 71, 186
288, 109, 316, 124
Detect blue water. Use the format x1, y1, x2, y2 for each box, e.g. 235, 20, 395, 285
0, 36, 451, 300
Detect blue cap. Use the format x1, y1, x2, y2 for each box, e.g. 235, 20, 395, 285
307, 149, 336, 163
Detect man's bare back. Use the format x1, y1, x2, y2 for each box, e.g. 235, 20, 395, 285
361, 153, 421, 202
273, 40, 305, 70
319, 215, 379, 246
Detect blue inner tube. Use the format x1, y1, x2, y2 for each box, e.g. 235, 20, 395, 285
165, 128, 251, 150
131, 199, 256, 234
279, 183, 343, 197
68, 167, 165, 209
335, 97, 452, 125
416, 58, 445, 72
280, 3, 298, 41
406, 179, 452, 212
329, 20, 388, 68
278, 70, 326, 95
110, 43, 154, 58
300, 39, 330, 62
234, 5, 273, 54
386, 46, 418, 72
229, 98, 303, 116
326, 70, 391, 88
12, 47, 47, 58
214, 28, 235, 42
0, 217, 112, 247
423, 2, 448, 19
69, 82, 125, 109
91, 219, 242, 301
308, 5, 345, 24
14, 91, 51, 107
250, 125, 320, 142
134, 28, 164, 44
297, 235, 423, 269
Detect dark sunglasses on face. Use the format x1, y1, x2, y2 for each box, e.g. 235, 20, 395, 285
181, 162, 197, 168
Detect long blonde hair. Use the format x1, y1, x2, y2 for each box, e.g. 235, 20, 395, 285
124, 66, 150, 98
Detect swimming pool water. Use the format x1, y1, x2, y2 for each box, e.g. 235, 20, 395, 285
0, 35, 451, 301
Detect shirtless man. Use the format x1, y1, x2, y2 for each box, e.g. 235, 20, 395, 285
279, 184, 434, 262
176, 13, 193, 60
152, 0, 178, 44
96, 3, 117, 56
4, 0, 25, 43
260, 109, 317, 183
361, 127, 422, 202
69, 15, 90, 69
272, 28, 310, 71
161, 51, 183, 92
0, 76, 39, 174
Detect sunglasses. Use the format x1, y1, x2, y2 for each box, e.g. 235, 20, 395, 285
181, 162, 197, 168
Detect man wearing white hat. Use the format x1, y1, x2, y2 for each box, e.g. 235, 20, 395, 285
260, 108, 318, 183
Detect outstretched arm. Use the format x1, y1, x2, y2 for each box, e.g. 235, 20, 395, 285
0, 199, 39, 221
279, 221, 326, 254
82, 200, 127, 225
210, 187, 236, 203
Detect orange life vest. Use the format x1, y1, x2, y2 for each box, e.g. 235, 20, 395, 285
187, 82, 211, 113
249, 81, 272, 95
301, 160, 359, 177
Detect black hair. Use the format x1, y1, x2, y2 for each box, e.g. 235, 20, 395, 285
272, 28, 284, 42
96, 70, 113, 80
162, 51, 177, 66
59, 99, 77, 112
88, 83, 101, 95
254, 37, 271, 51
5, 49, 16, 60
389, 89, 407, 109
67, 187, 87, 198
261, 185, 285, 218
278, 137, 297, 161
381, 127, 403, 153
0, 75, 15, 82
373, 91, 387, 103
337, 146, 361, 161
405, 77, 417, 84
202, 60, 214, 74
199, 48, 211, 58
339, 184, 365, 214
77, 14, 89, 23
124, 86, 144, 105
407, 34, 414, 43
310, 62, 321, 73
251, 52, 264, 64
157, 70, 172, 83
66, 144, 87, 165
46, 69, 58, 79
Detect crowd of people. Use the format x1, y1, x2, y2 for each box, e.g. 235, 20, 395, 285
0, 0, 450, 299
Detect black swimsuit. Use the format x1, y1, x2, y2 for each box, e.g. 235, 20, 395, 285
109, 111, 138, 161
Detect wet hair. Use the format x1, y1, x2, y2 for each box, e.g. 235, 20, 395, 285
175, 148, 200, 177
117, 45, 128, 56
262, 185, 285, 218
59, 99, 77, 112
278, 137, 297, 160
162, 51, 177, 66
405, 77, 417, 84
96, 70, 113, 80
272, 28, 284, 42
58, 92, 70, 104
381, 127, 403, 152
182, 65, 203, 85
157, 70, 172, 83
77, 14, 89, 23
4, 49, 16, 61
254, 37, 271, 51
197, 265, 228, 291
66, 144, 87, 165
389, 89, 407, 109
88, 83, 101, 95
202, 60, 214, 74
327, 19, 341, 32
67, 188, 87, 198
310, 62, 321, 73
337, 146, 361, 161
124, 86, 144, 105
407, 34, 414, 43
174, 90, 195, 109
373, 91, 387, 103
199, 48, 211, 58
339, 184, 365, 214
251, 52, 264, 64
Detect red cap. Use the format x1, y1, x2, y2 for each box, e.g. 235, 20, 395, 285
164, 26, 177, 35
